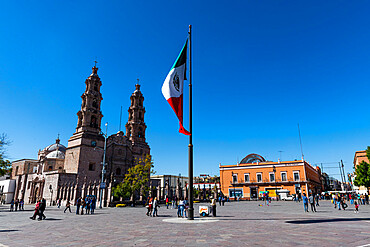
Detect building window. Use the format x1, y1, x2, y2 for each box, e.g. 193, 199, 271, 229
89, 163, 95, 171
15, 166, 19, 175
269, 172, 275, 182
281, 172, 287, 182
293, 171, 300, 181
229, 188, 243, 198
48, 166, 53, 171
116, 168, 121, 176
257, 173, 262, 182
244, 173, 250, 182
232, 174, 238, 183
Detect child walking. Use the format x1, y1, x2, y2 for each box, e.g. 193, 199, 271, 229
354, 201, 359, 213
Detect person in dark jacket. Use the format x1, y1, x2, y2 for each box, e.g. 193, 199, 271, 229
76, 197, 81, 215
38, 198, 46, 220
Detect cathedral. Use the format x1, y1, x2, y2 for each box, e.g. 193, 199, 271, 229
11, 66, 150, 206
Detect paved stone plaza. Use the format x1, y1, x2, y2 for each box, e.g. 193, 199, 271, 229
0, 200, 369, 246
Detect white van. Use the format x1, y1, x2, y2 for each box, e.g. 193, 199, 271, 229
277, 189, 294, 201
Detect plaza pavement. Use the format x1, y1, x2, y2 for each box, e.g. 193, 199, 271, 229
0, 200, 369, 247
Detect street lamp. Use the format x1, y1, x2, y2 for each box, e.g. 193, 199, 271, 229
99, 122, 108, 209
273, 165, 277, 201
49, 184, 53, 206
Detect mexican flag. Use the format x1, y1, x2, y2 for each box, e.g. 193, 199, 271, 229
162, 40, 190, 135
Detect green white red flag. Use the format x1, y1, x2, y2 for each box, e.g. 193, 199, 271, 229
162, 40, 190, 135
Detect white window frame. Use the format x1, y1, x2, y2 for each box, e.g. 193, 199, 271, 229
281, 172, 287, 182
269, 172, 275, 182
256, 173, 262, 183
244, 173, 250, 182
232, 174, 238, 183
293, 171, 300, 182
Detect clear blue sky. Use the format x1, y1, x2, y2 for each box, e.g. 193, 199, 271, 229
1, 1, 370, 180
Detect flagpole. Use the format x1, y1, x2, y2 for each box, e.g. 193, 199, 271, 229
188, 24, 194, 220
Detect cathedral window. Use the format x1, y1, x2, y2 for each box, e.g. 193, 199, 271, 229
89, 163, 95, 171
58, 166, 63, 170
90, 116, 97, 127
94, 83, 98, 91
48, 165, 53, 171
92, 100, 98, 108
116, 168, 121, 176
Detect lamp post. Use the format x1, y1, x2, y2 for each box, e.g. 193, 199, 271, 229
273, 165, 277, 201
99, 122, 108, 209
232, 171, 236, 201
49, 185, 53, 206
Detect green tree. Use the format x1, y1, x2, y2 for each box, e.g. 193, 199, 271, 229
0, 134, 11, 176
354, 146, 370, 189
113, 154, 154, 203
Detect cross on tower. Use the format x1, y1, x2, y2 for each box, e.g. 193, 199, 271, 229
94, 60, 98, 67
137, 78, 139, 84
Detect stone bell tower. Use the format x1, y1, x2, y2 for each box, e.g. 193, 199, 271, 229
64, 66, 105, 181
125, 83, 150, 161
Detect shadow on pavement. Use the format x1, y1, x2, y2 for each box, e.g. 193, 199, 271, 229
0, 230, 19, 232
43, 218, 62, 221
286, 218, 370, 224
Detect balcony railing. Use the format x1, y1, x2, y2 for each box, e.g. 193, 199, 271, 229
231, 177, 304, 186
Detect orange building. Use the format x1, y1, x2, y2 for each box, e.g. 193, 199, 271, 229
219, 154, 323, 200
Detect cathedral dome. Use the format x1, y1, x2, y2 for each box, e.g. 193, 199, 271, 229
46, 150, 65, 159
44, 138, 66, 153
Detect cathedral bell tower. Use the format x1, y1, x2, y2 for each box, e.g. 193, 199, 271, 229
64, 66, 105, 181
125, 83, 150, 161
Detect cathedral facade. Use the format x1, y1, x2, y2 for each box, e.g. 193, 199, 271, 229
11, 66, 150, 206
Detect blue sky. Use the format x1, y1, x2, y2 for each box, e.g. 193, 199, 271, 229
1, 1, 370, 180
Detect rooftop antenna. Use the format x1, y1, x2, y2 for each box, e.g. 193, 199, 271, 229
297, 123, 304, 161
119, 106, 122, 132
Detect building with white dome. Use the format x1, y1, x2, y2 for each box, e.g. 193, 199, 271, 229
11, 66, 150, 206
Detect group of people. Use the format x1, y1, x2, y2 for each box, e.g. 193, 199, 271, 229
9, 199, 24, 211
146, 197, 160, 217
75, 196, 97, 215
302, 193, 320, 212
30, 198, 47, 221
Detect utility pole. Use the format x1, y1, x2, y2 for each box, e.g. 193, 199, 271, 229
99, 122, 108, 209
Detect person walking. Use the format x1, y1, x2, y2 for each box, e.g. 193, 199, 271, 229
64, 200, 72, 213
315, 194, 320, 206
20, 199, 24, 210
81, 199, 86, 215
91, 197, 96, 214
222, 196, 225, 206
302, 193, 309, 212
166, 197, 169, 209
146, 197, 153, 216
10, 199, 14, 212
57, 198, 61, 208
337, 195, 342, 210
178, 198, 184, 217
211, 197, 217, 217
218, 195, 222, 206
309, 194, 316, 212
14, 199, 19, 211
38, 198, 46, 220
30, 200, 41, 220
354, 201, 359, 213
76, 197, 81, 215
152, 197, 159, 217
85, 198, 90, 215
